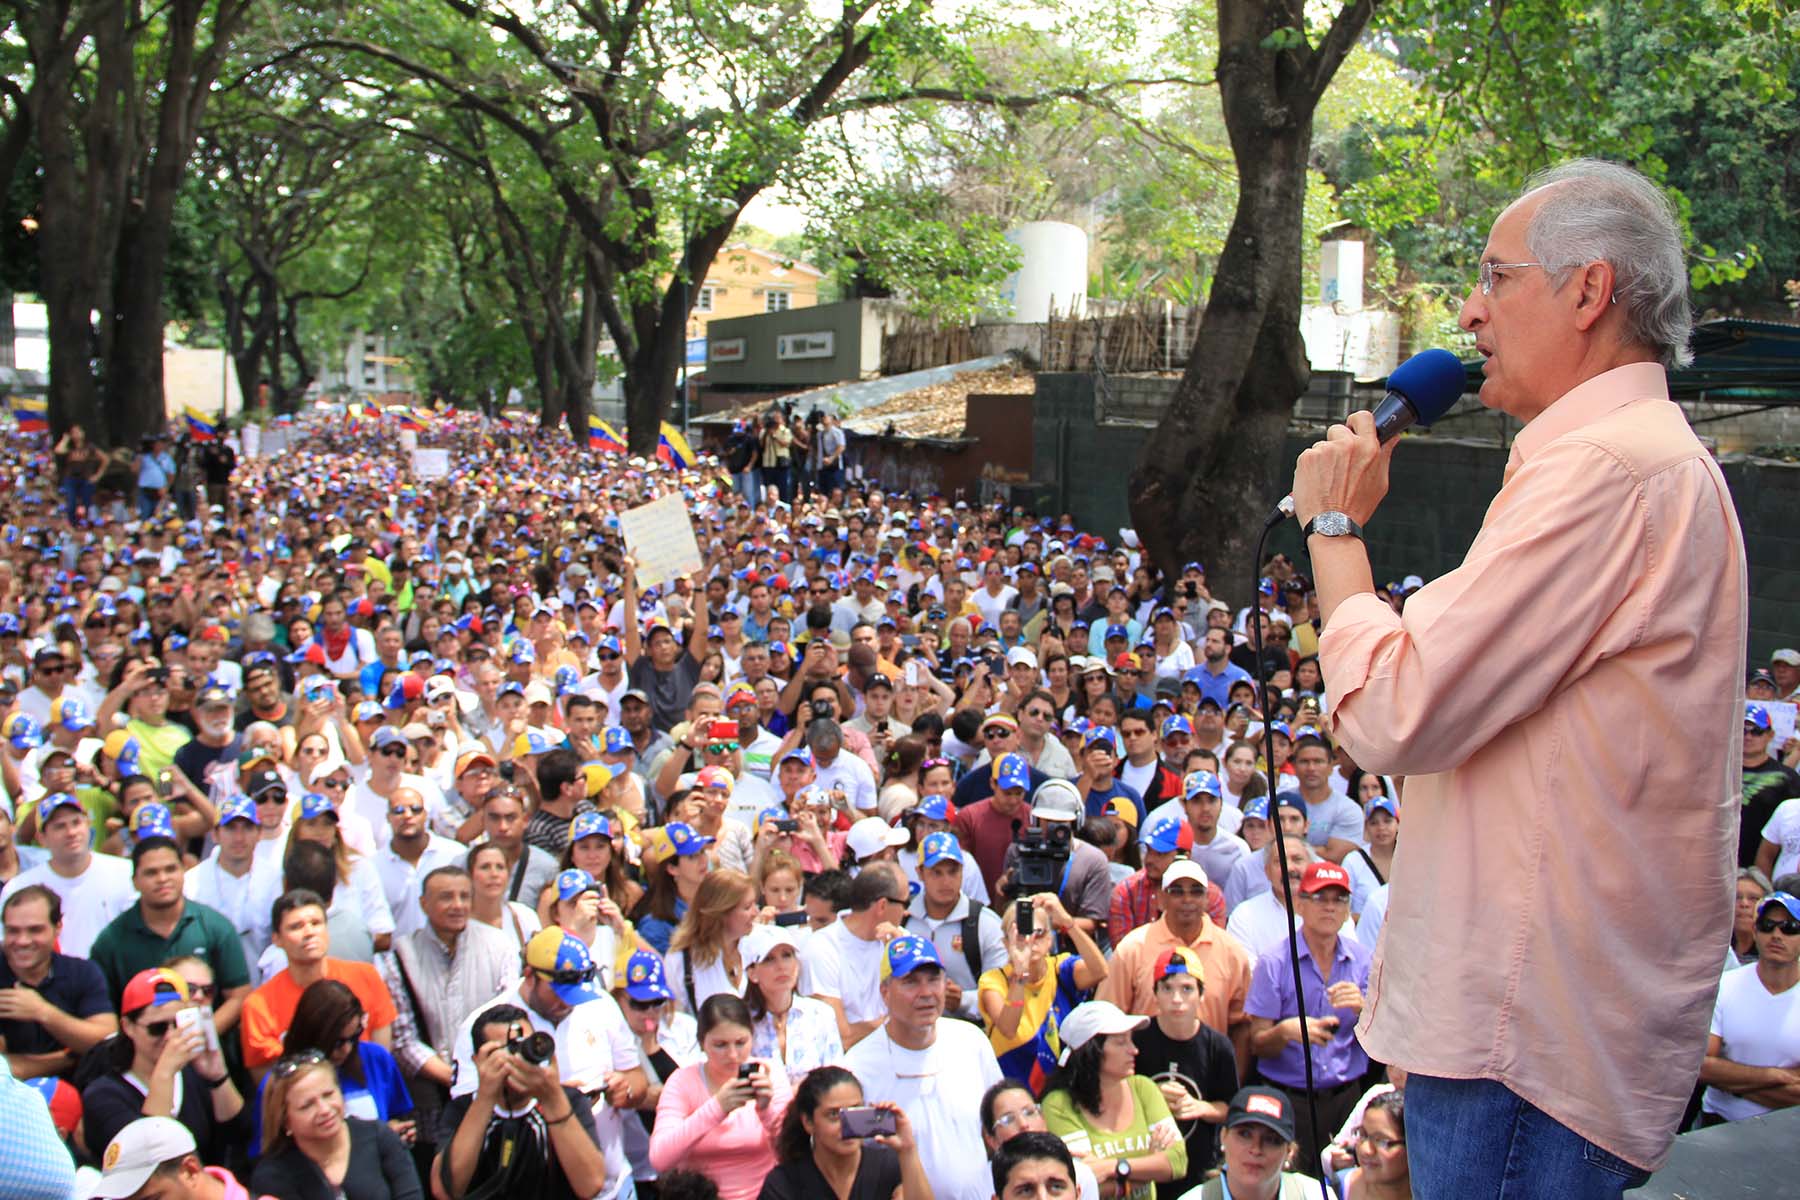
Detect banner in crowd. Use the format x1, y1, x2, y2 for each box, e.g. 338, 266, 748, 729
412, 448, 451, 480
618, 492, 703, 588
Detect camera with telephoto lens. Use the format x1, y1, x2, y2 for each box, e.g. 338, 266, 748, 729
507, 1022, 556, 1066
1012, 822, 1072, 897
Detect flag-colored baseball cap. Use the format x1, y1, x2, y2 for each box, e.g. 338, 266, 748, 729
523, 926, 602, 1006
622, 950, 673, 1003
1183, 770, 1222, 801
919, 831, 964, 868
880, 935, 943, 980
1140, 814, 1194, 854
994, 752, 1030, 792
120, 967, 189, 1015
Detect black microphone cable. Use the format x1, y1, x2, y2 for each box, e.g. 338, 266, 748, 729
1248, 510, 1321, 1156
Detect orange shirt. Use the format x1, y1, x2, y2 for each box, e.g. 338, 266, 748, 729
1096, 915, 1252, 1036
1320, 363, 1745, 1171
240, 958, 398, 1068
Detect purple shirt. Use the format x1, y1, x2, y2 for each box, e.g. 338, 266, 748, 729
1245, 931, 1371, 1088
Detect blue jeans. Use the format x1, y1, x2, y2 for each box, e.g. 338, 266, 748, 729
1406, 1075, 1651, 1199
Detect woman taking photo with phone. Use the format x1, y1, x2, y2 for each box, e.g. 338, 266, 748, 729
650, 994, 793, 1199
977, 892, 1108, 1087
757, 1065, 930, 1200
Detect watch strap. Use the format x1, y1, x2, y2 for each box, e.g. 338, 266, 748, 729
1302, 511, 1364, 540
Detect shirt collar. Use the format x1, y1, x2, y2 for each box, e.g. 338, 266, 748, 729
1506, 362, 1668, 476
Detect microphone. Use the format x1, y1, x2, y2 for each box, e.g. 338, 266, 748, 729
1271, 347, 1468, 524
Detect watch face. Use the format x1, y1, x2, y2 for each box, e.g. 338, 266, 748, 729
1316, 513, 1350, 536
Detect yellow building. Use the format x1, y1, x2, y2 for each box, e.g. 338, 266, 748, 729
685, 244, 824, 340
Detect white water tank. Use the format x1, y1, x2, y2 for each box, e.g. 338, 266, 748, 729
993, 221, 1088, 323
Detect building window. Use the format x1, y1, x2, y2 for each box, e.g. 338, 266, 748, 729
695, 286, 716, 313
765, 289, 791, 312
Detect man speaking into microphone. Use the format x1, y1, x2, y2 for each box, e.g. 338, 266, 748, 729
1292, 158, 1745, 1196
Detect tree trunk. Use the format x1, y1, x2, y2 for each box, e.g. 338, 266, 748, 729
1129, 0, 1375, 592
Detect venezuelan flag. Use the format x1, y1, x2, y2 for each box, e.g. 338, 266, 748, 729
11, 396, 47, 434
587, 417, 626, 454
184, 406, 219, 440
657, 421, 695, 469
395, 407, 426, 432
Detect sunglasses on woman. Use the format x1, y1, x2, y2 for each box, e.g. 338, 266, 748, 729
274, 1048, 328, 1078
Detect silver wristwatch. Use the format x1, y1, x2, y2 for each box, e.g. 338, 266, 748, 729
1303, 510, 1363, 540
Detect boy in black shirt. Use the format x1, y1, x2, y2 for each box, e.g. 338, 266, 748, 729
1131, 946, 1240, 1188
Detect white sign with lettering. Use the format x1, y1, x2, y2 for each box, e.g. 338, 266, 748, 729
619, 493, 704, 590
776, 331, 835, 360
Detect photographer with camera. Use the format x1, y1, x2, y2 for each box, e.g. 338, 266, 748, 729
434, 1003, 607, 1200
447, 927, 645, 1200
997, 779, 1114, 946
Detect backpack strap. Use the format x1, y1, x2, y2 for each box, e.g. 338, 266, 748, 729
960, 900, 985, 984
683, 948, 699, 1014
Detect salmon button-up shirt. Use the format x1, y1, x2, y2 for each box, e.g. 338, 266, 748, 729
1320, 362, 1745, 1171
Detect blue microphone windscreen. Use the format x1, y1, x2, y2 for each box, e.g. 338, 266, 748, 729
1387, 348, 1467, 425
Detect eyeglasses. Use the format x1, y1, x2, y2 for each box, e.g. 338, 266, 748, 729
319, 778, 349, 790
377, 745, 408, 758
140, 1017, 178, 1038
183, 981, 215, 999
598, 652, 621, 662
332, 1016, 367, 1051
255, 791, 289, 804
273, 1048, 328, 1078
706, 742, 739, 754
1163, 884, 1206, 898
1755, 914, 1800, 936
991, 1104, 1042, 1133
625, 997, 665, 1011
389, 804, 425, 817
36, 664, 67, 675
1357, 1134, 1406, 1153
1477, 260, 1545, 294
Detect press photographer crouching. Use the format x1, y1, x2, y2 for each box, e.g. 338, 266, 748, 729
434, 1003, 608, 1200
1000, 779, 1113, 949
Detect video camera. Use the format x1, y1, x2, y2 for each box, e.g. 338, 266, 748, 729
1012, 821, 1071, 896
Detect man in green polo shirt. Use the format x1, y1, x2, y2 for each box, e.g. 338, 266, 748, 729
87, 834, 252, 1037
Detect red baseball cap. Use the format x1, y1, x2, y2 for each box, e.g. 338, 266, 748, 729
1299, 861, 1352, 895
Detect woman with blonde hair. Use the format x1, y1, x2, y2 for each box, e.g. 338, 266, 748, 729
665, 867, 764, 1015
250, 1052, 421, 1200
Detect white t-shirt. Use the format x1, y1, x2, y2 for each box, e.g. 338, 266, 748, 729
1761, 797, 1800, 878
813, 751, 878, 815
4, 854, 136, 957
839, 1020, 1003, 1200
184, 851, 283, 968
1702, 963, 1800, 1122
803, 919, 888, 1024
343, 773, 451, 850
664, 945, 746, 1015
375, 836, 469, 938
450, 984, 639, 1200
971, 586, 1017, 629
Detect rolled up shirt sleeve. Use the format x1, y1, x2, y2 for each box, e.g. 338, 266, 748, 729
1320, 438, 1649, 778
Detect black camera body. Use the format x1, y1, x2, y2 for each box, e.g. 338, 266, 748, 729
508, 1022, 556, 1066
1013, 822, 1072, 896
774, 818, 800, 833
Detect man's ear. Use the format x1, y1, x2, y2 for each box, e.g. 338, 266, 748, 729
1571, 261, 1619, 333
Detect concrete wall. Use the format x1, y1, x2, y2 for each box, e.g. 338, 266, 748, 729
1031, 373, 1800, 660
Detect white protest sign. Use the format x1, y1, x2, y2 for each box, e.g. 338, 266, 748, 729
399, 429, 418, 455
1767, 700, 1797, 753
412, 449, 451, 480
619, 493, 704, 590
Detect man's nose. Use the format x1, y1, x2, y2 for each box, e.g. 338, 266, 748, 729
1459, 287, 1486, 332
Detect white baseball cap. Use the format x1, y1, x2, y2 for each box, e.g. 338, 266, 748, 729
1161, 859, 1209, 890
1772, 648, 1800, 667
1006, 646, 1039, 669
845, 816, 910, 861
1058, 1000, 1149, 1062
86, 1117, 196, 1198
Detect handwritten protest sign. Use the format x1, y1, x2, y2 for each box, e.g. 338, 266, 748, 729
1767, 699, 1797, 753
619, 493, 703, 589
412, 449, 450, 480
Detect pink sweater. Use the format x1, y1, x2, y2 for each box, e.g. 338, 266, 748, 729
649, 1060, 792, 1200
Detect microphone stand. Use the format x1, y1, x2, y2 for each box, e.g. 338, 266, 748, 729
1248, 513, 1322, 1159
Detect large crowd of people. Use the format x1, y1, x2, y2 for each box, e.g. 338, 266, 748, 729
0, 403, 1791, 1200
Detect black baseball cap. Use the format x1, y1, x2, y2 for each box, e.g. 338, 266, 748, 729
244, 768, 286, 797
1225, 1086, 1295, 1142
